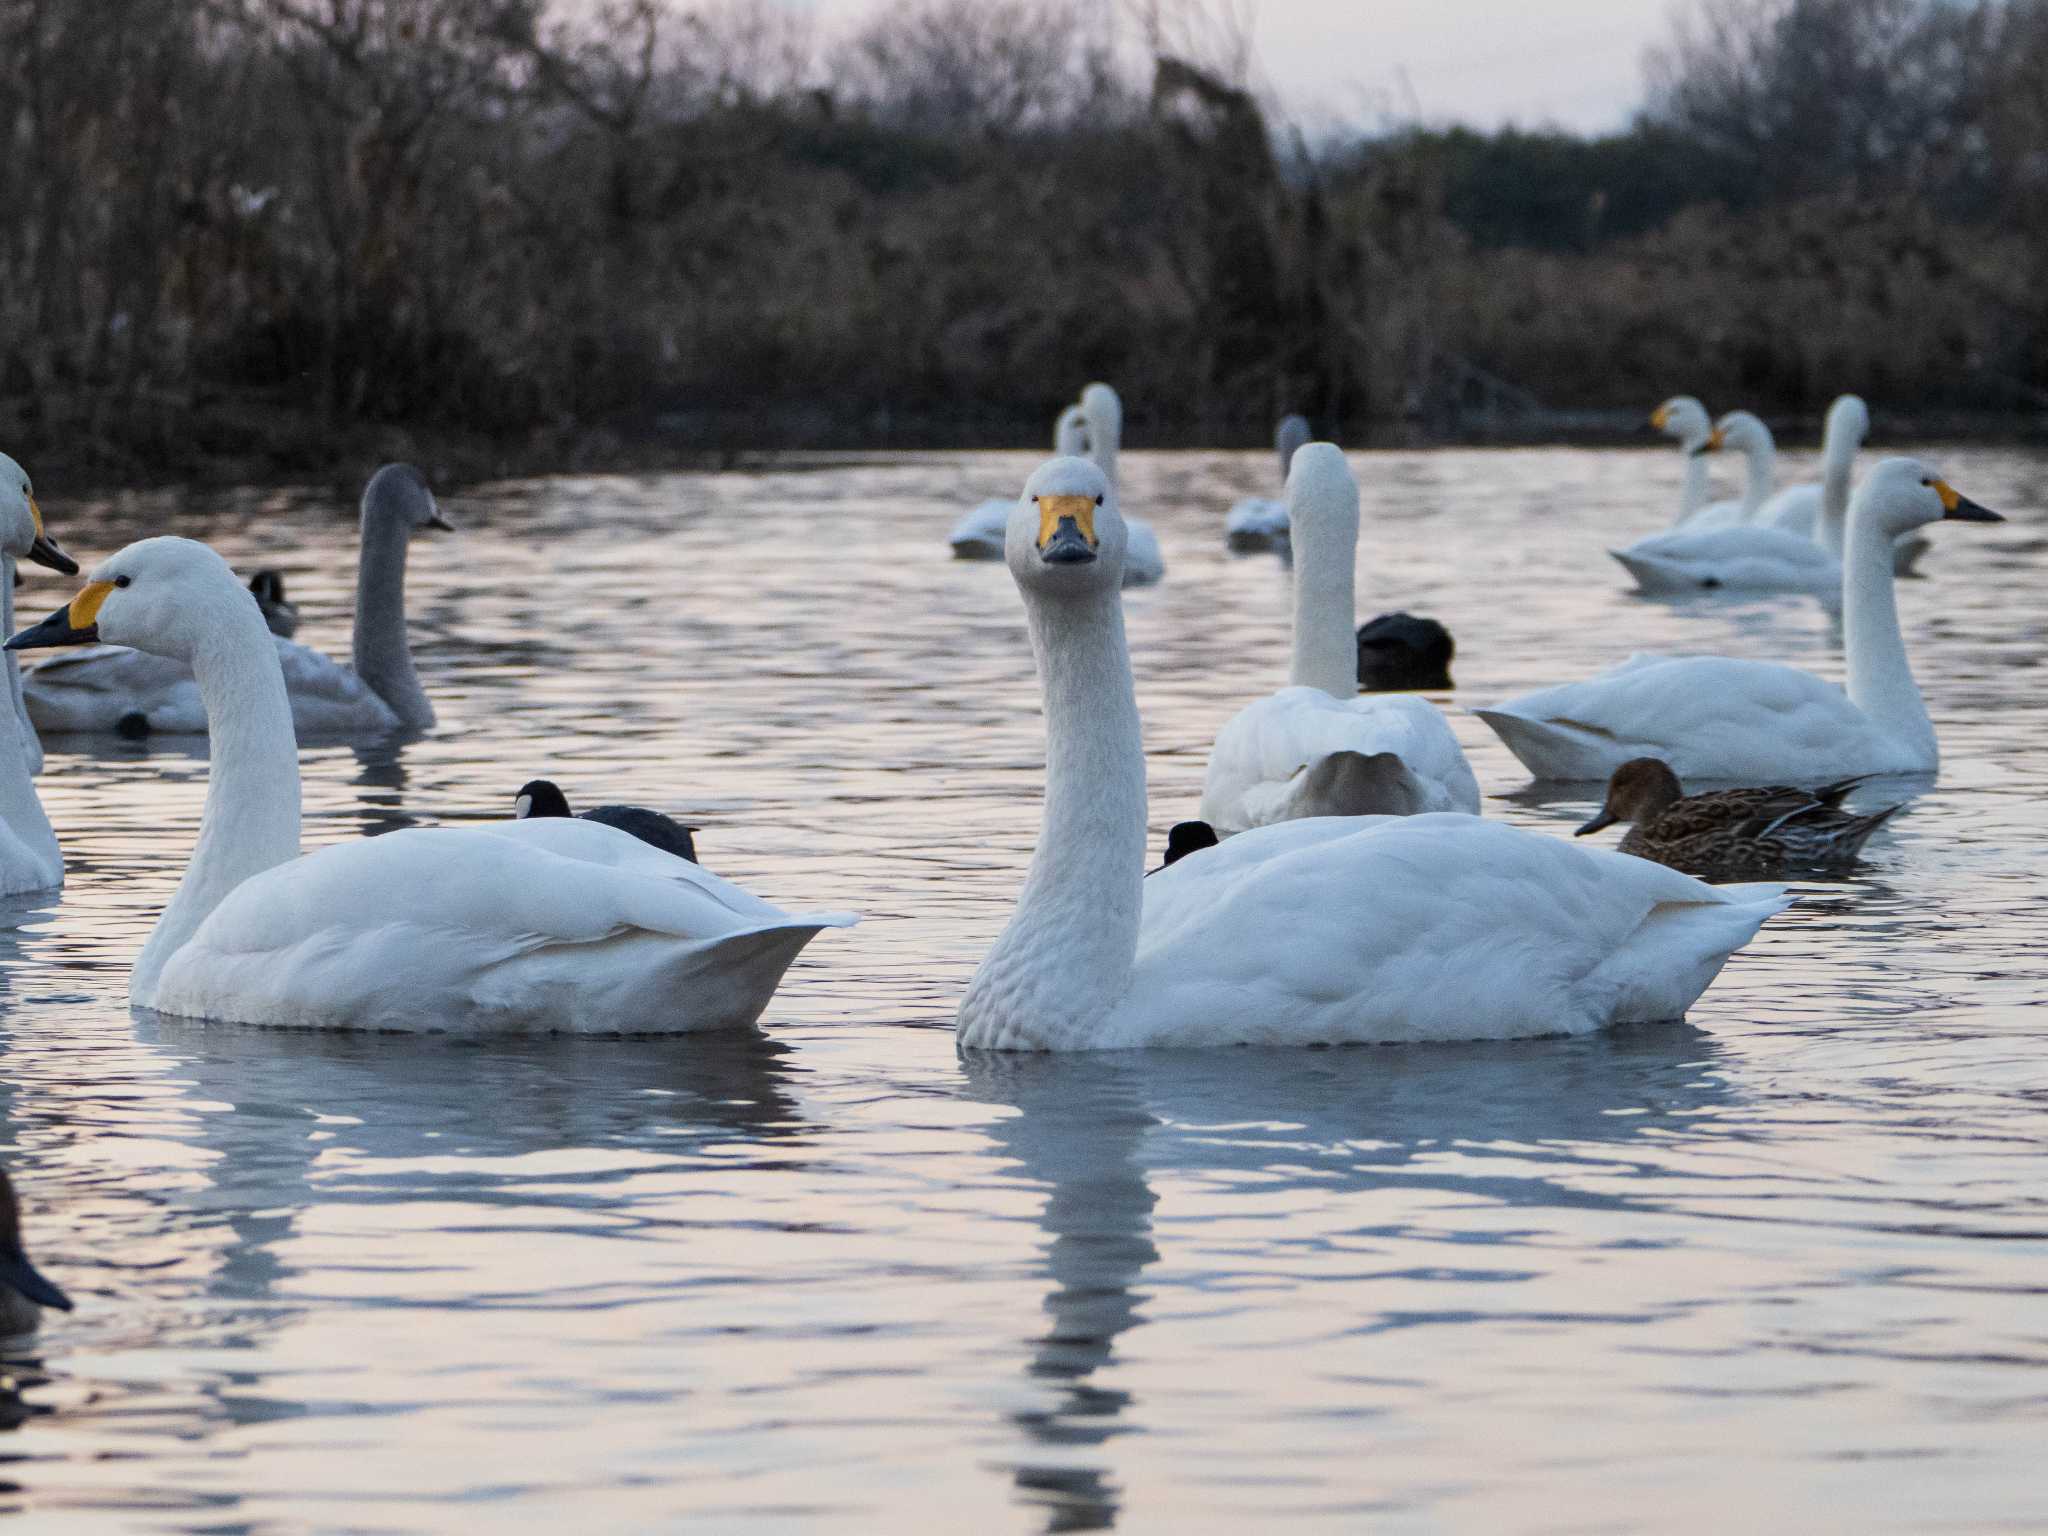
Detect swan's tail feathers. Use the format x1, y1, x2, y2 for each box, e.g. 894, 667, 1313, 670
1469, 708, 1623, 783
1893, 534, 1933, 577
950, 537, 1003, 560
1599, 885, 1793, 1025
634, 912, 858, 1032
1608, 548, 1713, 594
1298, 749, 1428, 818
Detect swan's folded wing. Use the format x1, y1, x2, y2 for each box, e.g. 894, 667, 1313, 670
23, 645, 206, 732
1129, 814, 1786, 1046
949, 500, 1012, 554
1206, 687, 1477, 825
1480, 655, 1858, 756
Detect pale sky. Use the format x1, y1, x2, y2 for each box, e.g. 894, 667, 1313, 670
800, 0, 1681, 133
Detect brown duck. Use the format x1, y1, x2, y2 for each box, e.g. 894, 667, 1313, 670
1576, 757, 1903, 881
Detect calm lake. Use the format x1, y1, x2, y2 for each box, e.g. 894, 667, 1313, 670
2, 443, 2044, 1531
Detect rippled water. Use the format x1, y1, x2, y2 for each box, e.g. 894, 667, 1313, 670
2, 445, 2045, 1530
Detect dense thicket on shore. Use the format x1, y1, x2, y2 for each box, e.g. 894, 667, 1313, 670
5, 0, 2046, 483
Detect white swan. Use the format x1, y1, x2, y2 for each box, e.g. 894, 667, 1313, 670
1223, 413, 1311, 551
1675, 410, 1776, 530
24, 464, 447, 738
1200, 444, 1478, 830
950, 405, 1090, 559
8, 538, 855, 1030
0, 454, 75, 894
953, 455, 1789, 1051
1474, 458, 2003, 781
1077, 383, 1165, 587
1651, 396, 1716, 525
1760, 395, 1928, 576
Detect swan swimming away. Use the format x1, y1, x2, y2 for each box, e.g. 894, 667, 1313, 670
950, 405, 1090, 559
1200, 444, 1478, 832
1475, 458, 2004, 781
9, 538, 855, 1031
0, 1167, 73, 1337
24, 464, 448, 738
515, 778, 700, 863
1223, 413, 1311, 551
953, 454, 1789, 1051
0, 454, 76, 893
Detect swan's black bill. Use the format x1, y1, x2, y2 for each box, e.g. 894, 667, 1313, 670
426, 510, 456, 532
1575, 809, 1616, 836
0, 1252, 72, 1311
7, 602, 96, 650
1040, 519, 1097, 564
27, 535, 76, 575
1942, 496, 2002, 523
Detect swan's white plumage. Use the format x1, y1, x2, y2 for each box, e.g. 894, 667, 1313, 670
1478, 457, 1998, 781
955, 454, 1784, 1053
0, 452, 64, 894
153, 817, 854, 1032
1200, 443, 1478, 831
1674, 410, 1776, 530
22, 536, 852, 1032
1608, 524, 1841, 597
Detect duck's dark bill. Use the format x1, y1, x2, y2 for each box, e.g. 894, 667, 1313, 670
6, 602, 96, 650
1943, 496, 2003, 523
0, 1252, 72, 1311
1575, 810, 1616, 836
28, 535, 77, 575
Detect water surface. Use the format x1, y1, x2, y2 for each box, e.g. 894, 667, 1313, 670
2, 446, 2045, 1530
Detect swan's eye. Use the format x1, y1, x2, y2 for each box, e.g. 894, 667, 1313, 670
1094, 495, 1103, 506
114, 575, 131, 589
1920, 478, 1932, 486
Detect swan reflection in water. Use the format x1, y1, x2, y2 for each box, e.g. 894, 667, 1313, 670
962, 1025, 1737, 1532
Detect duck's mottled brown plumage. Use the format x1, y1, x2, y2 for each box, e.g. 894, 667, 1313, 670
1579, 757, 1903, 882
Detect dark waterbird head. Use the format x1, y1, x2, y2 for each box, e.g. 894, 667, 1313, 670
1356, 612, 1454, 692
514, 779, 575, 819
1162, 821, 1219, 867
1577, 758, 1685, 837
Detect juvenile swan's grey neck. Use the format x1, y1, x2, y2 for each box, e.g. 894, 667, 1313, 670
352, 503, 433, 730
956, 584, 1146, 1051
1843, 493, 1935, 767
134, 597, 303, 1005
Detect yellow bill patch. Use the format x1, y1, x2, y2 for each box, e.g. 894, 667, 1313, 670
1649, 404, 1670, 430
1035, 494, 1097, 550
1705, 427, 1726, 451
68, 580, 114, 630
1933, 479, 1961, 513
27, 495, 41, 537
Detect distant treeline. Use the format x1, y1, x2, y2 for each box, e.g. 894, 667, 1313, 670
5, 0, 2047, 484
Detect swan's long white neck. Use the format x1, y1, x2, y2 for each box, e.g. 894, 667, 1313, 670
134, 597, 303, 1004
956, 583, 1145, 1050
1738, 437, 1776, 520
1842, 501, 1934, 765
1816, 422, 1859, 558
1084, 399, 1120, 491
1289, 484, 1358, 698
1676, 442, 1711, 523
0, 553, 57, 868
351, 512, 433, 729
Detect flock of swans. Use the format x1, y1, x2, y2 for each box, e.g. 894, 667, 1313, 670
0, 386, 2006, 1057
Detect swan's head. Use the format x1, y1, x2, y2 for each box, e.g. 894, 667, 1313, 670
514, 779, 574, 819
1853, 456, 2002, 538
1007, 456, 1122, 593
1826, 394, 1870, 446
0, 452, 77, 576
1078, 382, 1121, 443
1275, 413, 1312, 462
7, 537, 252, 662
1053, 404, 1089, 457
364, 463, 453, 535
0, 1168, 71, 1316
1651, 396, 1710, 448
1693, 409, 1771, 458
1577, 757, 1683, 835
1285, 440, 1358, 534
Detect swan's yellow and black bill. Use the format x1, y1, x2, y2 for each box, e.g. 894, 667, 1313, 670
1035, 494, 1098, 564
1687, 427, 1725, 458
23, 496, 75, 575
1933, 479, 2003, 523
1649, 404, 1671, 430
6, 581, 113, 650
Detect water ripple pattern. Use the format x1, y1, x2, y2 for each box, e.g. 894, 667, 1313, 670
0, 445, 2043, 1530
